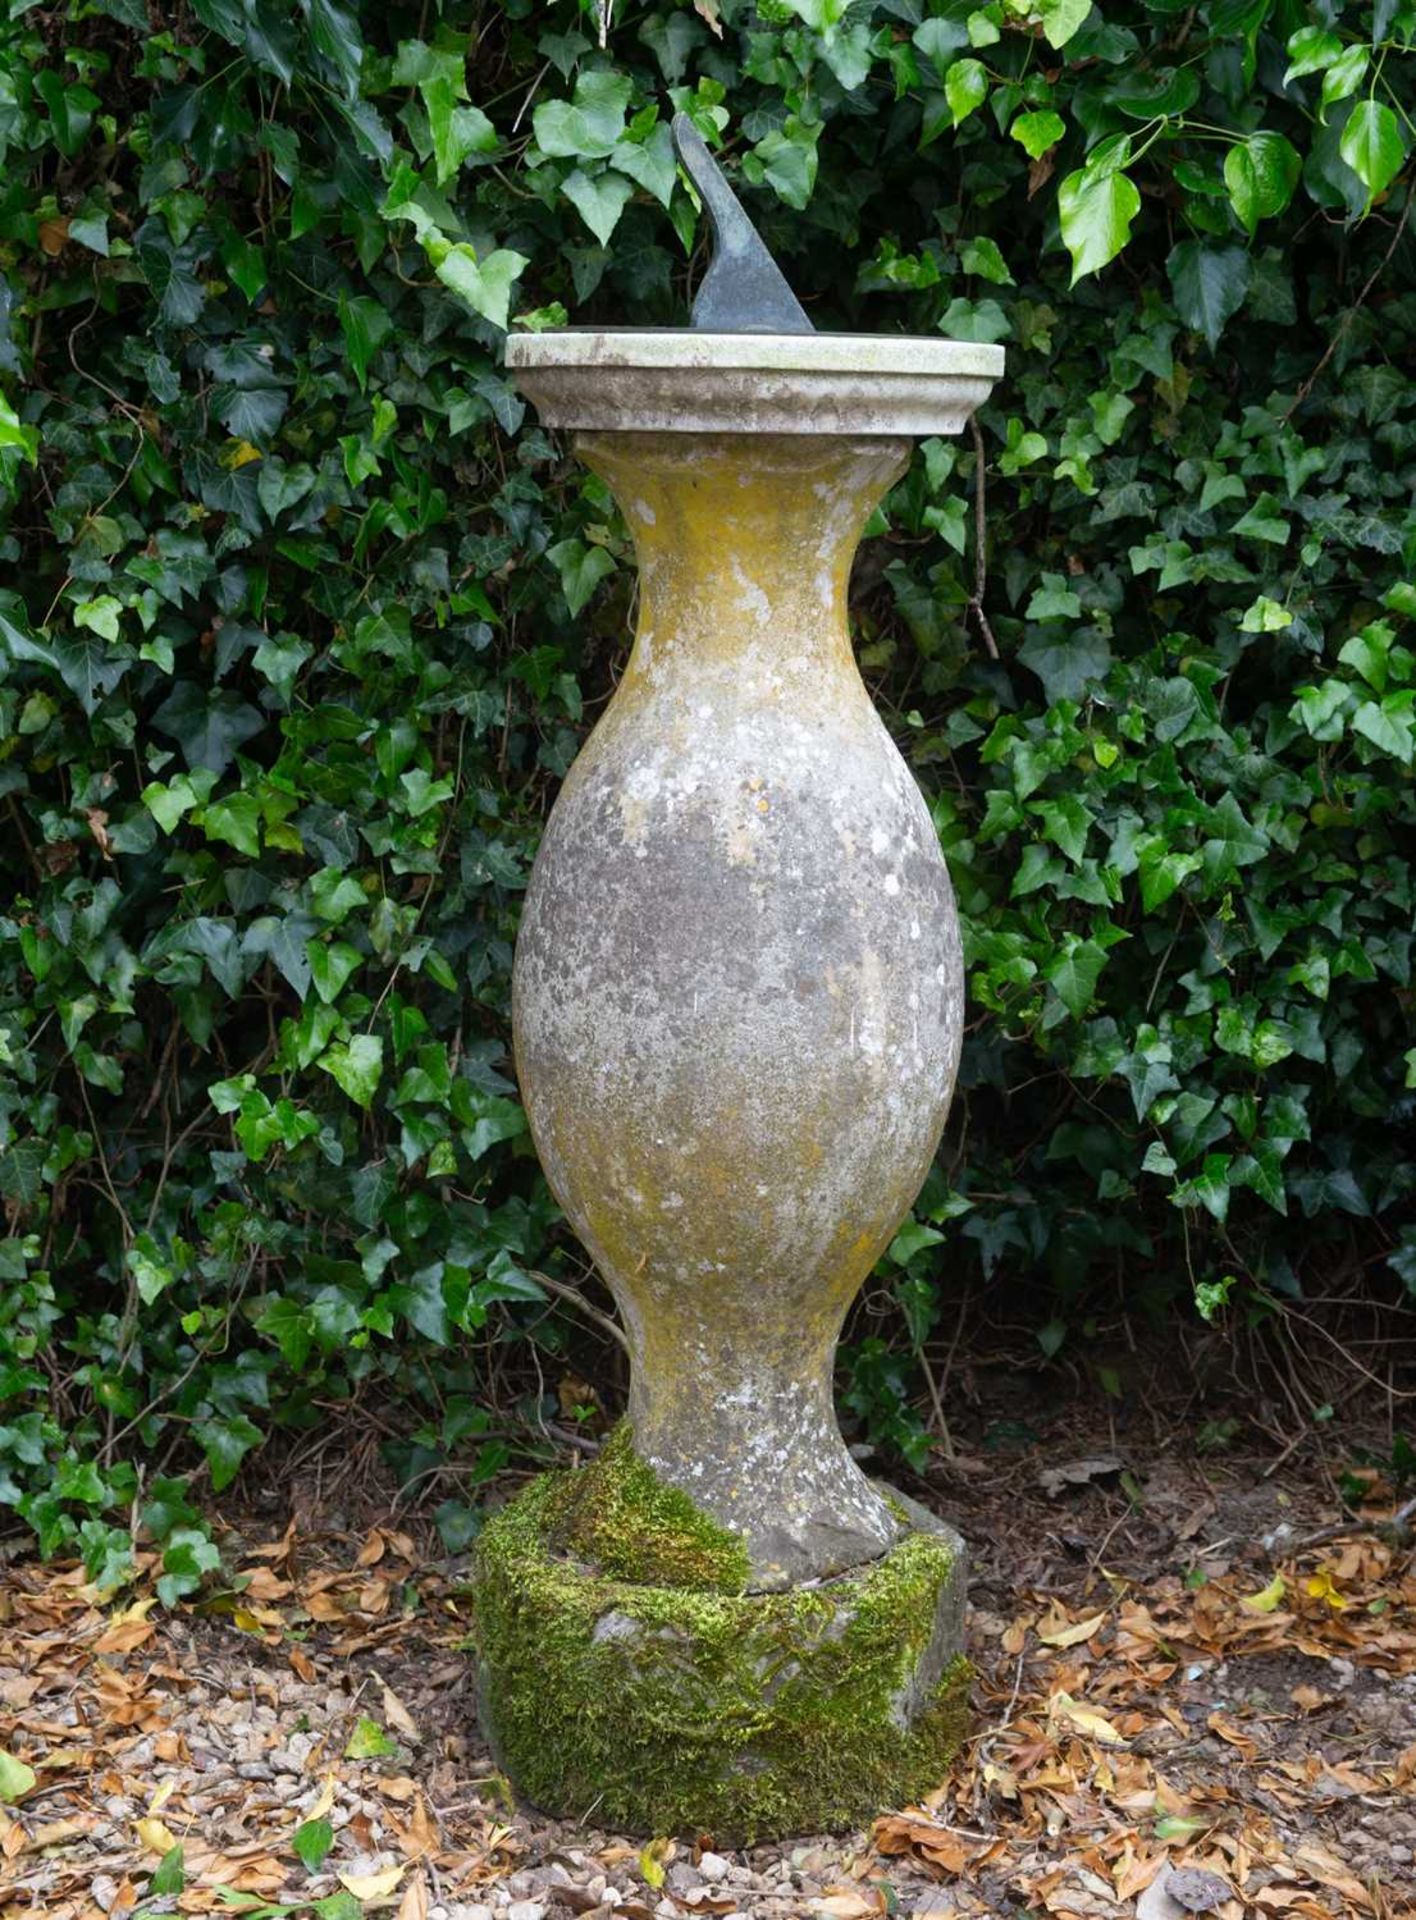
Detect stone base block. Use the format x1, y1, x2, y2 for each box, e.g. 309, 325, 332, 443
468, 1466, 969, 1844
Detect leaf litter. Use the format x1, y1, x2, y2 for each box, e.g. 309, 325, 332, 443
0, 1507, 1412, 1920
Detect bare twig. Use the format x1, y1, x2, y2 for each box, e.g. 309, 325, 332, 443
1283, 1494, 1416, 1558
527, 1268, 629, 1353
1281, 197, 1412, 423
967, 416, 1000, 661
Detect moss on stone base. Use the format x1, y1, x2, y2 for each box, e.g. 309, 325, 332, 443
468, 1448, 970, 1843
540, 1422, 751, 1593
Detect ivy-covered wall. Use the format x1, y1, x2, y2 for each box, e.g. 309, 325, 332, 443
1, 0, 1413, 1581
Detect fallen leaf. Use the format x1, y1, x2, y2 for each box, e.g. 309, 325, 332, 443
809, 1892, 881, 1920
345, 1715, 399, 1759
397, 1873, 429, 1920
1289, 1685, 1332, 1713
395, 1794, 437, 1861
340, 1861, 407, 1899
357, 1530, 387, 1568
307, 1773, 337, 1822
379, 1679, 421, 1744
135, 1816, 179, 1855
1165, 1866, 1233, 1913
0, 1753, 36, 1804
1038, 1608, 1108, 1649
1242, 1572, 1286, 1613
1038, 1456, 1123, 1496
1206, 1712, 1258, 1760
1047, 1691, 1128, 1747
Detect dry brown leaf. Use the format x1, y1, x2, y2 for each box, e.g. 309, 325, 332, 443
1206, 1713, 1258, 1761
340, 1861, 406, 1899
397, 1872, 429, 1920
1038, 1608, 1108, 1649
1047, 1692, 1128, 1748
809, 1891, 882, 1919
307, 1773, 337, 1821
134, 1816, 178, 1855
395, 1793, 437, 1860
379, 1679, 421, 1744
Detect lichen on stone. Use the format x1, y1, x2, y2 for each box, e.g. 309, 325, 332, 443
468, 1446, 970, 1843
540, 1422, 751, 1593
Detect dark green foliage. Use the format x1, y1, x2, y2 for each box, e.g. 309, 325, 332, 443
0, 0, 1413, 1575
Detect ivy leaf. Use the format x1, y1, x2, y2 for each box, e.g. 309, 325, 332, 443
561, 167, 635, 246
1058, 165, 1141, 284
0, 593, 54, 667
546, 538, 616, 616
424, 80, 496, 185
1223, 132, 1301, 235
945, 58, 988, 128
294, 1818, 335, 1872
1031, 793, 1094, 864
1201, 792, 1270, 880
193, 1415, 264, 1494
344, 1716, 399, 1759
610, 125, 677, 208
1352, 699, 1415, 763
73, 594, 124, 641
1044, 937, 1109, 1018
783, 0, 850, 32
157, 1528, 221, 1606
749, 125, 819, 209
1339, 101, 1406, 208
532, 71, 632, 159
320, 1033, 384, 1109
1167, 241, 1250, 350
1283, 25, 1342, 84
1017, 631, 1112, 705
55, 628, 132, 715
1319, 45, 1369, 115
430, 242, 528, 331
338, 293, 394, 393
1036, 0, 1093, 50
0, 393, 39, 465
305, 0, 364, 98
151, 1843, 186, 1897
151, 684, 266, 774
1239, 595, 1292, 633
1010, 110, 1065, 159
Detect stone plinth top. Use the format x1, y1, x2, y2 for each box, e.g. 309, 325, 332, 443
504, 329, 1004, 436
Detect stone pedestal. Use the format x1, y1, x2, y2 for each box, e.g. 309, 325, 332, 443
470, 326, 1003, 1838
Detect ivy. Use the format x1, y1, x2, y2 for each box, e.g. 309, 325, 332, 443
0, 0, 1414, 1580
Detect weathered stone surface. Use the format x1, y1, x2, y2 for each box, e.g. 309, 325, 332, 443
512, 433, 966, 1591
469, 1460, 970, 1843
502, 330, 1004, 437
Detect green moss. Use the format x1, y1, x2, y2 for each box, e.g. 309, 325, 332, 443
469, 1463, 970, 1843
540, 1422, 751, 1593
